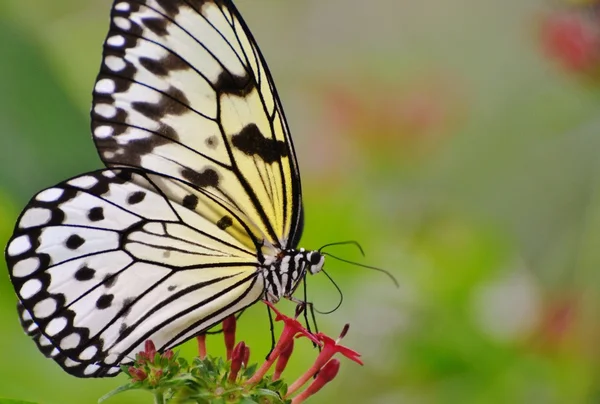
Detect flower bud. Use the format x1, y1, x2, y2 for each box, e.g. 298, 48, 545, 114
163, 349, 174, 360
128, 366, 147, 382
242, 345, 250, 367
229, 341, 246, 382
223, 315, 236, 360
144, 340, 157, 361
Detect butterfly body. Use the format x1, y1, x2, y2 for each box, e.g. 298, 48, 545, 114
5, 0, 324, 378
263, 249, 324, 303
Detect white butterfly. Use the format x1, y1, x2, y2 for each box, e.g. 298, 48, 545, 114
5, 0, 325, 377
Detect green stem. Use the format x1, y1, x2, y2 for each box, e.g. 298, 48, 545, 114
153, 390, 165, 404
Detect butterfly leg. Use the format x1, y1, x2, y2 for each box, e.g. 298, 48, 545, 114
266, 304, 276, 359
285, 294, 320, 349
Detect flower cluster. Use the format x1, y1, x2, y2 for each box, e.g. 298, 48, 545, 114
101, 301, 362, 404
540, 2, 600, 80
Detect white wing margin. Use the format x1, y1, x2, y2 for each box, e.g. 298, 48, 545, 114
6, 169, 264, 377
91, 0, 304, 252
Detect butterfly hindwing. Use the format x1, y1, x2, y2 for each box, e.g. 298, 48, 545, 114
91, 0, 303, 251
6, 169, 265, 377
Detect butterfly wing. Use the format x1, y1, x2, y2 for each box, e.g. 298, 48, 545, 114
91, 0, 303, 252
6, 169, 264, 377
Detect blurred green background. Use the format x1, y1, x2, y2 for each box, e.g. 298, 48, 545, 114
1, 0, 600, 403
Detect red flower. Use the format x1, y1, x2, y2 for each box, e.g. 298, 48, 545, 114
290, 359, 341, 404
124, 311, 360, 404
266, 300, 319, 346
541, 11, 600, 73
246, 301, 319, 384
313, 326, 363, 367
273, 339, 294, 381
286, 324, 362, 397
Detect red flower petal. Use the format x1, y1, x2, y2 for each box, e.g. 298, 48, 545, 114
315, 332, 363, 366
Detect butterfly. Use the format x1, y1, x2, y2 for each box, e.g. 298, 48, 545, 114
5, 0, 326, 378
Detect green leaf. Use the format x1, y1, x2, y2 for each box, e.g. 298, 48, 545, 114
97, 383, 137, 403
244, 364, 257, 376
237, 399, 259, 404
177, 357, 189, 368
253, 388, 284, 402
0, 399, 40, 404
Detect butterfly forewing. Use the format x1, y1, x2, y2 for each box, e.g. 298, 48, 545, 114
6, 169, 264, 377
91, 0, 303, 250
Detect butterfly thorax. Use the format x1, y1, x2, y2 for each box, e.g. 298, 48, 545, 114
262, 249, 324, 303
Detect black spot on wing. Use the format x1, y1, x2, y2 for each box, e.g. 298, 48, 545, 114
75, 266, 95, 281
205, 136, 218, 148
167, 285, 177, 291
127, 191, 146, 205
131, 86, 189, 119
181, 168, 219, 188
215, 71, 255, 97
95, 122, 179, 167
122, 297, 134, 316
88, 207, 104, 222
217, 216, 233, 230
231, 124, 288, 164
153, 0, 187, 17
142, 17, 169, 36
182, 194, 199, 210
96, 294, 114, 309
66, 235, 85, 250
139, 53, 189, 77
103, 273, 117, 288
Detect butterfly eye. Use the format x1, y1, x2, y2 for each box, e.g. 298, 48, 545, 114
310, 252, 323, 266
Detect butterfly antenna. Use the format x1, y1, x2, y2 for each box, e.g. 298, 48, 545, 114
319, 240, 365, 257
314, 268, 344, 315
322, 252, 399, 287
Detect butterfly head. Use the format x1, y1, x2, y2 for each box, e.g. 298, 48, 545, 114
263, 249, 325, 303
305, 250, 325, 275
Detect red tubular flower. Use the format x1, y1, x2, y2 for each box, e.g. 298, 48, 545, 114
286, 324, 362, 397
273, 339, 294, 381
290, 359, 341, 404
229, 341, 246, 382
246, 301, 320, 385
223, 315, 237, 360
313, 325, 363, 366
197, 333, 207, 360
266, 301, 319, 348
